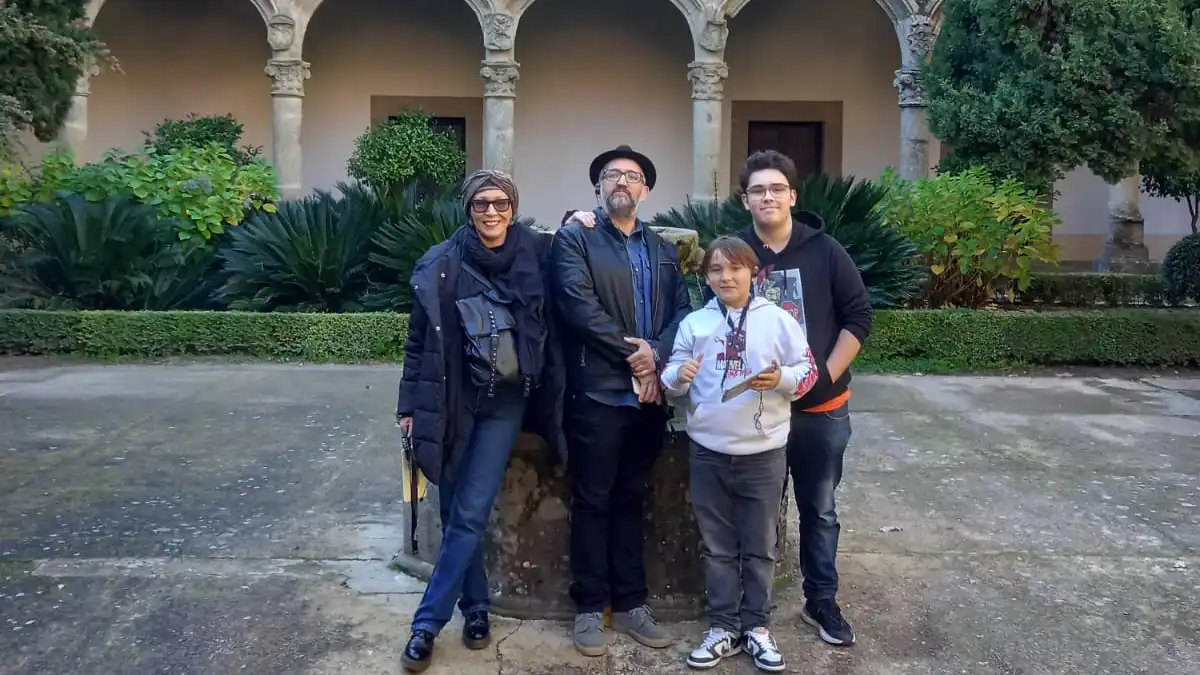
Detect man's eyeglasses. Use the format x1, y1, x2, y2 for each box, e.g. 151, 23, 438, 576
600, 169, 645, 185
745, 184, 791, 199
469, 198, 512, 214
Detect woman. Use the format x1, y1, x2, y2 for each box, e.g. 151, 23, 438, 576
396, 170, 565, 672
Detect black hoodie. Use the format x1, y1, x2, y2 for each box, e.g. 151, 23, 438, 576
738, 210, 873, 411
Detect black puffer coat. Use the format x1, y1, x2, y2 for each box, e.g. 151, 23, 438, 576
395, 226, 567, 484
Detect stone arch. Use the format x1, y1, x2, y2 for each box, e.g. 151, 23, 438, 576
86, 0, 280, 27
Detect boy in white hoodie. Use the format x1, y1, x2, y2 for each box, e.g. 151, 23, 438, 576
661, 236, 819, 672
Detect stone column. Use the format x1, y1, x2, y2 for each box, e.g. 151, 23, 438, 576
264, 58, 309, 200
688, 60, 728, 202
1100, 169, 1151, 270
60, 62, 99, 163
480, 61, 519, 174
894, 14, 938, 180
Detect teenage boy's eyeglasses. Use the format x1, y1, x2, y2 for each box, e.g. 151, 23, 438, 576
600, 169, 645, 185
470, 198, 512, 214
745, 184, 791, 199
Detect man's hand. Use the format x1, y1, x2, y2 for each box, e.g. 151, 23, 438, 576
637, 372, 663, 404
624, 337, 656, 377
677, 353, 704, 385
398, 416, 413, 437
750, 360, 782, 392
565, 210, 597, 228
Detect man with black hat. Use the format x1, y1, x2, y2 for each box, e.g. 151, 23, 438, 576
549, 145, 693, 657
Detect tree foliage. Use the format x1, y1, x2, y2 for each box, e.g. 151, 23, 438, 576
346, 108, 467, 197
926, 0, 1200, 194
0, 1, 111, 152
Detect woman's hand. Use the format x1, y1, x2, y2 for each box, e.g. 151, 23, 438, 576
398, 416, 413, 437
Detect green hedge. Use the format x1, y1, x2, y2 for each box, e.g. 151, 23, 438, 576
0, 308, 1197, 370
1017, 272, 1169, 307
0, 310, 409, 361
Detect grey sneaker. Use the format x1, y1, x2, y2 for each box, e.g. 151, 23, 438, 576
572, 612, 607, 657
612, 605, 674, 649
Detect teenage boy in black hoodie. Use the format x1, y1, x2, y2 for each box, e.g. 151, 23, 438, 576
735, 150, 872, 647
561, 149, 872, 647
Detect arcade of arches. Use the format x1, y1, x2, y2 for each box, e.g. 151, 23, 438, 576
58, 0, 1195, 260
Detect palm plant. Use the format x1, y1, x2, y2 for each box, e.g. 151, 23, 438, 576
0, 192, 209, 310
217, 187, 384, 312
363, 188, 542, 312
364, 191, 463, 311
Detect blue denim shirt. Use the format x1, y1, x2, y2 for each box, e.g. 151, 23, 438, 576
588, 215, 654, 409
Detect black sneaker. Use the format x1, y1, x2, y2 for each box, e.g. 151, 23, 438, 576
462, 610, 491, 650
801, 599, 855, 646
401, 629, 435, 671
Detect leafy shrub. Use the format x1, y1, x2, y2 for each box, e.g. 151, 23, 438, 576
1018, 273, 1168, 307
649, 173, 924, 308
346, 108, 466, 196
0, 192, 216, 310
144, 113, 262, 165
1162, 233, 1200, 305
218, 187, 386, 312
3, 145, 278, 240
875, 166, 1061, 308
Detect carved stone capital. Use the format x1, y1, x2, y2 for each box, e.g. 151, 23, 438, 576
697, 18, 729, 53
74, 60, 101, 96
482, 11, 516, 51
480, 60, 520, 98
688, 61, 729, 100
893, 68, 926, 107
906, 14, 938, 61
267, 14, 296, 52
265, 58, 310, 97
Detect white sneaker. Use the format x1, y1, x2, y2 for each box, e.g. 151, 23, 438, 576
742, 627, 785, 672
686, 627, 742, 669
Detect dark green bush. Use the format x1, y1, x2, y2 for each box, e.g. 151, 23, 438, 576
1162, 233, 1200, 305
0, 192, 217, 310
2, 308, 1196, 370
0, 310, 409, 361
144, 113, 262, 165
650, 173, 924, 308
1018, 273, 1168, 307
346, 108, 466, 197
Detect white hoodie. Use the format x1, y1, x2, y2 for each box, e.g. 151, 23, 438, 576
661, 295, 819, 455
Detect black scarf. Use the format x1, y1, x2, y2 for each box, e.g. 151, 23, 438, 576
457, 222, 547, 388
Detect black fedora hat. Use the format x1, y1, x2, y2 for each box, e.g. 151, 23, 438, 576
589, 144, 657, 190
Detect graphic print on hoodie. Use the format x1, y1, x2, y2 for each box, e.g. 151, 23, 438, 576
661, 296, 820, 455
738, 211, 874, 410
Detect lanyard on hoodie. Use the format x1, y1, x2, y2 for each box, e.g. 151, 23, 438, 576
717, 293, 769, 437
716, 295, 750, 390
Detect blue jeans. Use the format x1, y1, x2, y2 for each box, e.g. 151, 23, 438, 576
787, 402, 851, 601
412, 388, 526, 635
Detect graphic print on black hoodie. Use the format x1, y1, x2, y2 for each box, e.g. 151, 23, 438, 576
738, 210, 873, 410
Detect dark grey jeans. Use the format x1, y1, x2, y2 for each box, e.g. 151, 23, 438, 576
689, 440, 788, 633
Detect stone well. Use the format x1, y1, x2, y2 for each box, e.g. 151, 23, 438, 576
391, 418, 795, 622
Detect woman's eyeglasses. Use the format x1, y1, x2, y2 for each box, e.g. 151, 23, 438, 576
470, 198, 513, 214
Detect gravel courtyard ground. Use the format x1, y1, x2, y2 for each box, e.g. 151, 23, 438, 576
1, 360, 1197, 674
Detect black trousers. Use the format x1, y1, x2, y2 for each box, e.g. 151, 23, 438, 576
566, 393, 666, 613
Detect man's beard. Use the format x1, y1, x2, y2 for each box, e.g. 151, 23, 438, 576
604, 189, 637, 218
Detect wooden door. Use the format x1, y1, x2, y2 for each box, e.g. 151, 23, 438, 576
747, 121, 824, 179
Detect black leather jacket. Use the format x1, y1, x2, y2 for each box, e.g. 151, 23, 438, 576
549, 211, 694, 394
